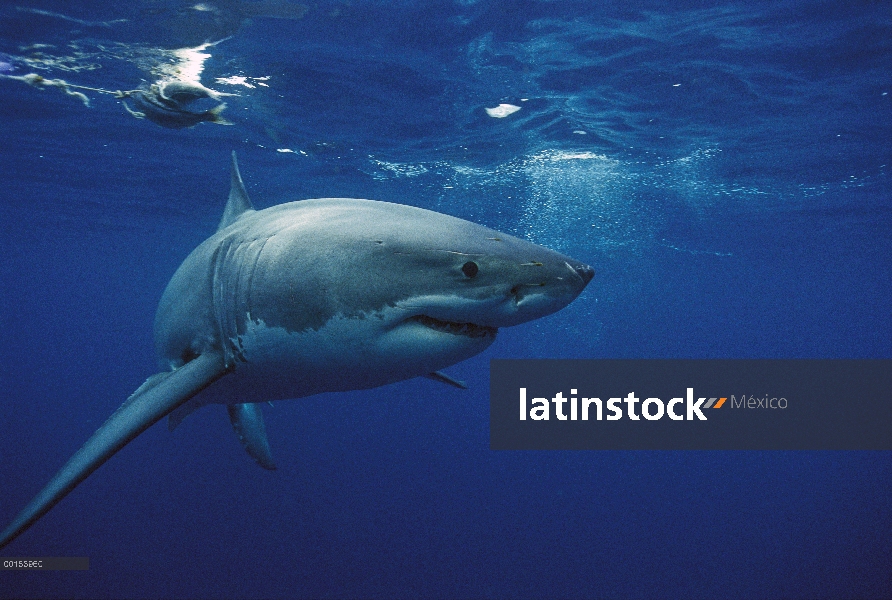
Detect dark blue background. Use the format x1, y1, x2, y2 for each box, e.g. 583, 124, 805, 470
1, 1, 890, 598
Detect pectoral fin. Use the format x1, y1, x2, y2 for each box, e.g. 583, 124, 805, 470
424, 371, 467, 389
227, 403, 277, 470
168, 399, 204, 431
0, 352, 228, 549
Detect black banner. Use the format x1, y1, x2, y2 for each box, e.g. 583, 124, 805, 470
490, 360, 892, 450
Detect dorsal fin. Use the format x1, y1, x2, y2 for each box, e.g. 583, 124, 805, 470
217, 151, 255, 231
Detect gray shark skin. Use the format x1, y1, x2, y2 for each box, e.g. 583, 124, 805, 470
0, 153, 593, 549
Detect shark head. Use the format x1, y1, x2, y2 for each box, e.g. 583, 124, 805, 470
339, 203, 594, 363
223, 198, 593, 391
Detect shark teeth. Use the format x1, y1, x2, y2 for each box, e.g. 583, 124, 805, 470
410, 315, 497, 339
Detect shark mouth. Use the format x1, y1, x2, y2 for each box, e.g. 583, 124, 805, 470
411, 315, 497, 339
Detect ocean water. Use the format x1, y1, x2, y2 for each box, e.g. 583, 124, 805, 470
0, 1, 890, 598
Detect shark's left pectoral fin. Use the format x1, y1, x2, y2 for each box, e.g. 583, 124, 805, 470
424, 371, 468, 389
0, 352, 229, 549
227, 403, 277, 470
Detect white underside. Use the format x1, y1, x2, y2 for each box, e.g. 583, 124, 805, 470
198, 303, 496, 405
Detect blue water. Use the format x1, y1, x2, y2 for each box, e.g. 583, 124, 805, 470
1, 1, 890, 598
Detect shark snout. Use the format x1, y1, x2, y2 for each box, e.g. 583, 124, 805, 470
570, 262, 595, 285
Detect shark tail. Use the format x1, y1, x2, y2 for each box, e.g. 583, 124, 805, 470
209, 103, 233, 126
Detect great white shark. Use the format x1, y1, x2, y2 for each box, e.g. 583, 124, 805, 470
0, 153, 593, 548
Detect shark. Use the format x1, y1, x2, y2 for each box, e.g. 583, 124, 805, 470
0, 153, 593, 548
121, 80, 232, 128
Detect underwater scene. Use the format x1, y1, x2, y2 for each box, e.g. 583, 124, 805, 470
0, 1, 890, 598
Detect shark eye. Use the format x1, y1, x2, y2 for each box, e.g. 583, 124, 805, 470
461, 261, 479, 278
